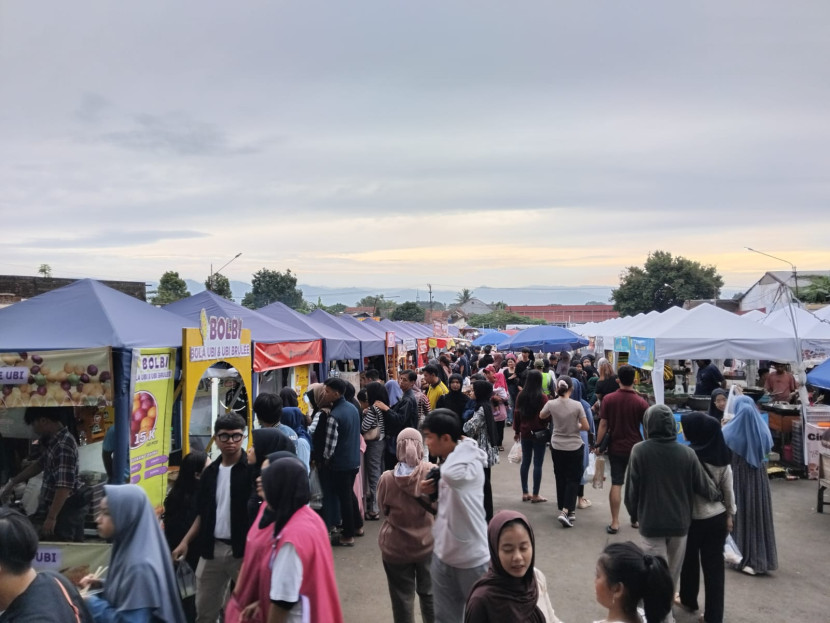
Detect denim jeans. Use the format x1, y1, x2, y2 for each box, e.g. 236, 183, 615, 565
520, 437, 548, 496
431, 556, 488, 623
364, 439, 385, 515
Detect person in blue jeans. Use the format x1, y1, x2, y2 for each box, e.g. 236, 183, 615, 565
512, 370, 550, 503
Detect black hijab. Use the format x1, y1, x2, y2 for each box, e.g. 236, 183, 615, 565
465, 510, 544, 623
261, 454, 310, 537
252, 428, 294, 470
472, 380, 499, 447
437, 373, 468, 421
708, 388, 728, 421
681, 411, 732, 467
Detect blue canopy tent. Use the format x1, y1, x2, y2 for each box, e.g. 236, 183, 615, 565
308, 310, 386, 363
472, 332, 509, 347
258, 301, 361, 372
331, 314, 389, 356
498, 325, 589, 353
0, 279, 191, 482
807, 359, 830, 390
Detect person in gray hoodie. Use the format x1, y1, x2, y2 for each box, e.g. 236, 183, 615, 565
377, 427, 437, 623
421, 409, 490, 623
624, 404, 721, 601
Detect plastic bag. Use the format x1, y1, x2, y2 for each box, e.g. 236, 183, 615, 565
592, 455, 606, 489
585, 453, 597, 480
309, 465, 324, 510
724, 534, 742, 565
508, 443, 522, 464
175, 560, 196, 599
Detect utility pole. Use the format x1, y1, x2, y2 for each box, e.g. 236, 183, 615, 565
428, 284, 433, 317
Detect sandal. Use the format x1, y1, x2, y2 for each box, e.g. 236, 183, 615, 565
522, 494, 532, 502
577, 498, 592, 509
365, 512, 380, 521
606, 525, 619, 534
331, 538, 355, 547
530, 496, 548, 504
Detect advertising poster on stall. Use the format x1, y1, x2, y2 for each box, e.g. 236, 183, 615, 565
613, 337, 631, 353
628, 338, 655, 370
128, 348, 176, 507
0, 348, 112, 409
294, 365, 310, 416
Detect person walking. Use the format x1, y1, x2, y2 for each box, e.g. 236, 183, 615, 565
421, 410, 490, 623
362, 381, 390, 522
81, 485, 185, 622
677, 412, 736, 623
513, 370, 550, 504
595, 365, 649, 534
540, 376, 589, 528
722, 396, 778, 575
377, 428, 437, 623
624, 405, 722, 600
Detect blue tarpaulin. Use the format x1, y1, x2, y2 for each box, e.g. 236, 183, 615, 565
498, 325, 589, 353
807, 359, 830, 390
472, 332, 509, 347
259, 301, 361, 361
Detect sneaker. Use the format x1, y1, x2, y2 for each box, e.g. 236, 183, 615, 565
557, 512, 573, 528
568, 513, 576, 525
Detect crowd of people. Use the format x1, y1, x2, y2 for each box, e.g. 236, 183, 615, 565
0, 345, 784, 623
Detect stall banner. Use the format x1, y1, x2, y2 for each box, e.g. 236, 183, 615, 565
628, 338, 655, 370
805, 422, 830, 480
0, 348, 112, 409
189, 309, 250, 362
403, 337, 417, 351
613, 337, 631, 353
33, 541, 111, 578
432, 321, 450, 338
254, 340, 322, 372
417, 339, 429, 368
128, 348, 175, 507
182, 324, 253, 455
801, 340, 830, 366
386, 331, 396, 349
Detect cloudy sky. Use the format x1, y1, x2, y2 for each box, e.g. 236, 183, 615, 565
2, 1, 828, 297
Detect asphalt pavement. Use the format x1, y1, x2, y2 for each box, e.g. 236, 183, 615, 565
333, 438, 829, 622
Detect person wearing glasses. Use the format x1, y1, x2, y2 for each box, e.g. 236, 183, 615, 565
171, 413, 251, 623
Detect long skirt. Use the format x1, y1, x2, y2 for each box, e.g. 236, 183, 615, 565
731, 454, 778, 573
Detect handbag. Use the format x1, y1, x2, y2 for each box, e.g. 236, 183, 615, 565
362, 427, 380, 441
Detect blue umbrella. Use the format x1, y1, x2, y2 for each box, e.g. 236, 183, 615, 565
472, 332, 509, 347
807, 359, 830, 390
498, 325, 588, 352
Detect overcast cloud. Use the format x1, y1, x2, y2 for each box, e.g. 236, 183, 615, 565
1, 1, 828, 297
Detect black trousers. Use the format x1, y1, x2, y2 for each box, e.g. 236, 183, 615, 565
483, 467, 493, 522
550, 446, 584, 513
679, 512, 728, 623
331, 468, 364, 539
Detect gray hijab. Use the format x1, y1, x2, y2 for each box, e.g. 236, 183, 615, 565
103, 484, 185, 622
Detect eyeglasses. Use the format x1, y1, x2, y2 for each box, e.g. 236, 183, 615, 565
216, 432, 244, 443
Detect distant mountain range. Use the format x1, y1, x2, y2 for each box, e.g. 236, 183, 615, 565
150, 280, 741, 307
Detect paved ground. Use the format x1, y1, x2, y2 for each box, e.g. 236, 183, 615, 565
333, 438, 829, 622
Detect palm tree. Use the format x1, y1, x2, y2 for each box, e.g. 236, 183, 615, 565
801, 275, 830, 303
455, 288, 474, 306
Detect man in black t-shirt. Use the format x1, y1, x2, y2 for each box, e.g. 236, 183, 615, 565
514, 347, 534, 389
0, 508, 92, 622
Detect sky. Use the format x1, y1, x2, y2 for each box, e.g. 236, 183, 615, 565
2, 1, 829, 299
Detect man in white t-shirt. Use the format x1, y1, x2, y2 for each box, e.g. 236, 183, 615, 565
172, 414, 251, 623
421, 409, 489, 623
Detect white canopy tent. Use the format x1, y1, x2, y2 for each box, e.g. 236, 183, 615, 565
758, 305, 830, 366
629, 304, 799, 404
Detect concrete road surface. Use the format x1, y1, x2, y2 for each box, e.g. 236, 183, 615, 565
333, 439, 829, 622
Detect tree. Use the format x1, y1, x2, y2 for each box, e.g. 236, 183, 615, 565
611, 251, 724, 316
455, 288, 474, 306
205, 273, 233, 300
416, 300, 445, 311
801, 276, 830, 303
356, 295, 397, 317
467, 311, 546, 328
392, 301, 426, 322
242, 268, 304, 310
38, 264, 52, 278
151, 271, 190, 305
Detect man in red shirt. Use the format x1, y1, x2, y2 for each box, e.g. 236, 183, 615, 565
595, 364, 649, 534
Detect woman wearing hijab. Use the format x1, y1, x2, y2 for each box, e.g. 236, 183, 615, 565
708, 388, 729, 422
722, 396, 778, 575
278, 407, 312, 466
81, 485, 185, 622
376, 427, 437, 623
246, 428, 295, 524
436, 374, 468, 423
464, 510, 559, 623
677, 412, 735, 623
226, 450, 298, 623
261, 455, 344, 623
463, 381, 500, 521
